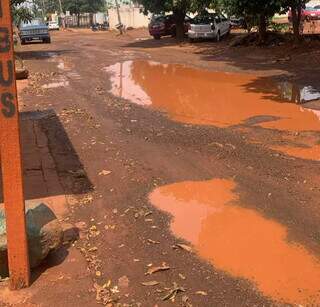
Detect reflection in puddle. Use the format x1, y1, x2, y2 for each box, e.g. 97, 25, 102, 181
278, 82, 320, 104
149, 179, 320, 305
105, 61, 320, 132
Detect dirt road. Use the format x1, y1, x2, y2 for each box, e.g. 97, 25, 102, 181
4, 29, 320, 306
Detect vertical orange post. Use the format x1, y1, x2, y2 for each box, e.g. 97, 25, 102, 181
0, 0, 30, 289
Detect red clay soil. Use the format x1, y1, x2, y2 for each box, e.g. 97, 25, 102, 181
0, 29, 320, 306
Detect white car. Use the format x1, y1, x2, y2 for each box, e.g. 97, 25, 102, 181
188, 13, 231, 42
48, 21, 59, 31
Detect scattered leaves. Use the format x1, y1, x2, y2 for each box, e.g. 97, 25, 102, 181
96, 271, 102, 277
179, 273, 186, 280
175, 244, 193, 253
99, 170, 112, 176
162, 282, 185, 301
195, 291, 208, 296
145, 264, 170, 275
141, 281, 159, 286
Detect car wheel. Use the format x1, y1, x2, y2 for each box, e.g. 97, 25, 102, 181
21, 38, 26, 45
46, 38, 51, 44
189, 37, 194, 43
153, 35, 161, 40
216, 31, 221, 42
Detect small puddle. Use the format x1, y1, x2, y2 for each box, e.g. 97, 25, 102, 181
149, 179, 320, 305
272, 144, 320, 161
105, 61, 320, 132
42, 80, 69, 89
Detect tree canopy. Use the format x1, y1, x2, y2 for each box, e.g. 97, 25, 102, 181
63, 0, 106, 15
11, 0, 33, 25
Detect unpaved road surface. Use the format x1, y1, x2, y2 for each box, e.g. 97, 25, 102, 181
4, 29, 320, 306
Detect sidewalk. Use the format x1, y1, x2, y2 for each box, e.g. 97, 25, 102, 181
0, 81, 95, 307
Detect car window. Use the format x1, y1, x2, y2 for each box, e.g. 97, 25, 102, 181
306, 6, 320, 10
21, 19, 45, 27
154, 16, 165, 23
193, 14, 217, 24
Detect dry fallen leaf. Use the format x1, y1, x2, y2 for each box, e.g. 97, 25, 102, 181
162, 282, 185, 301
195, 291, 208, 296
141, 281, 159, 286
175, 244, 193, 252
145, 265, 170, 275
96, 271, 102, 277
88, 247, 98, 252
179, 273, 186, 280
99, 170, 112, 176
182, 295, 193, 307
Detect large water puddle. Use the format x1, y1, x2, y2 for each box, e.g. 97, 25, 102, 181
105, 60, 320, 132
149, 179, 320, 305
272, 144, 320, 161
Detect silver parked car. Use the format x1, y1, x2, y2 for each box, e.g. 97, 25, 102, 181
188, 13, 231, 42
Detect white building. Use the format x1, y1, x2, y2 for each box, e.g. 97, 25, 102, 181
106, 1, 150, 29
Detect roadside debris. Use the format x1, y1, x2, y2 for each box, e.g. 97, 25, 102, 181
141, 281, 159, 286
161, 282, 186, 302
145, 264, 170, 275
195, 291, 208, 296
99, 170, 112, 176
173, 244, 193, 253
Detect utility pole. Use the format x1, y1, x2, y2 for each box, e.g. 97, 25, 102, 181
115, 0, 123, 34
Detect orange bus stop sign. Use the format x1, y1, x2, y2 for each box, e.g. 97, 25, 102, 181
0, 0, 30, 289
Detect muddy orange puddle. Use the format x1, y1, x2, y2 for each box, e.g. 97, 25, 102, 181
272, 144, 320, 161
105, 60, 320, 132
149, 179, 320, 305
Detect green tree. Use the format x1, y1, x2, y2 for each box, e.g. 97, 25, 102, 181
32, 0, 61, 16
64, 0, 105, 26
281, 0, 308, 41
11, 0, 33, 25
221, 0, 282, 42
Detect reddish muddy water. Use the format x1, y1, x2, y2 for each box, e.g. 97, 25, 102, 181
105, 60, 320, 132
272, 144, 320, 161
149, 179, 320, 305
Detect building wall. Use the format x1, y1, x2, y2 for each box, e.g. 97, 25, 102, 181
108, 6, 150, 29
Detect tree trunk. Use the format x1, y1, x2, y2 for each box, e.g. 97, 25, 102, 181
291, 4, 302, 42
89, 13, 94, 27
173, 10, 186, 40
258, 13, 267, 44
77, 13, 80, 28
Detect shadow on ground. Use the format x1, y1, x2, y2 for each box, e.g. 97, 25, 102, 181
0, 109, 93, 202
16, 49, 75, 60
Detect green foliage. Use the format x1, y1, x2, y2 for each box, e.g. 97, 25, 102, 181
269, 22, 289, 32
136, 0, 192, 15
10, 0, 33, 25
221, 0, 282, 19
32, 0, 106, 16
63, 0, 106, 15
32, 0, 60, 16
